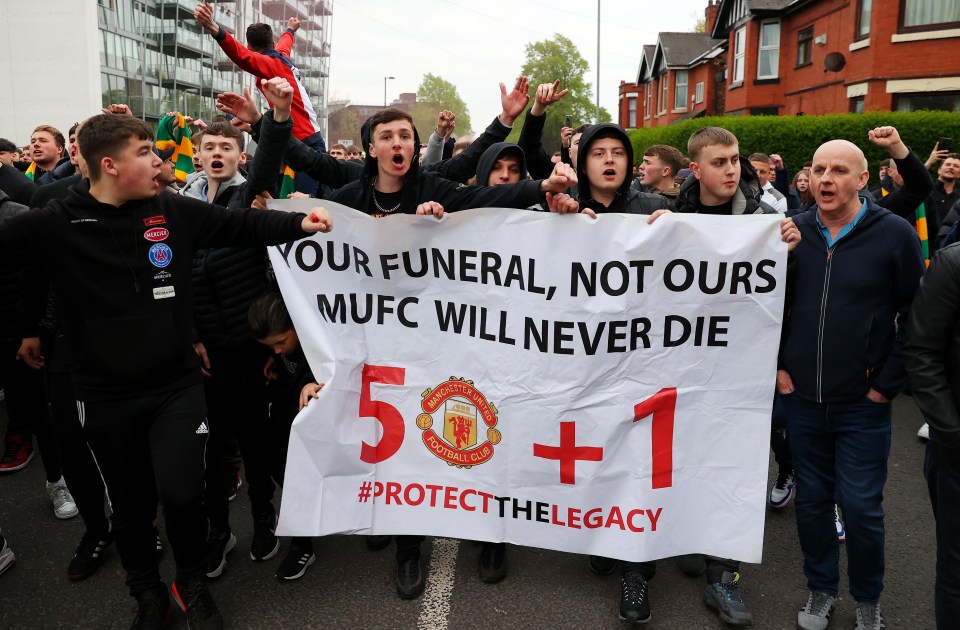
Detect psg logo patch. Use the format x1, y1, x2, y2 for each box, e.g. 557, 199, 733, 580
149, 243, 173, 268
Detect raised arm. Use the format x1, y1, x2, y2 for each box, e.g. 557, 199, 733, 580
237, 78, 296, 208
426, 77, 530, 183
195, 2, 281, 80
276, 17, 299, 57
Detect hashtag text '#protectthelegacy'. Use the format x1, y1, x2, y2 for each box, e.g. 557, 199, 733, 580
356, 480, 662, 532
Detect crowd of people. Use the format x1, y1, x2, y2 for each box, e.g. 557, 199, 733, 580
0, 3, 958, 630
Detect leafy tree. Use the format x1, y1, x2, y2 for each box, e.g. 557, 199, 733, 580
329, 107, 361, 147
410, 73, 472, 139
507, 34, 611, 153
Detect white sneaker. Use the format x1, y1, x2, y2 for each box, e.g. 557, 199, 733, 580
0, 531, 15, 576
46, 478, 79, 520
918, 423, 930, 441
768, 469, 796, 509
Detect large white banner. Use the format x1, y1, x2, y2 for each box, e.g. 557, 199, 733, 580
268, 201, 786, 564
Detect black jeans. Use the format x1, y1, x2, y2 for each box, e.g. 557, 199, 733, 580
202, 340, 275, 530
925, 440, 960, 628
81, 384, 208, 596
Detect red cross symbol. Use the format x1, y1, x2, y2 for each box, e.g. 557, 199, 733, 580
533, 421, 603, 485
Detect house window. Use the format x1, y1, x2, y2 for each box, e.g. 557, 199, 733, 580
902, 0, 960, 29
628, 96, 637, 128
732, 27, 746, 84
695, 81, 704, 104
849, 96, 865, 113
757, 20, 780, 79
660, 76, 669, 114
645, 84, 652, 118
797, 26, 813, 67
674, 71, 688, 109
857, 0, 872, 38
894, 91, 960, 112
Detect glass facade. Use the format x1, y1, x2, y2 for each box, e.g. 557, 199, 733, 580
96, 0, 332, 131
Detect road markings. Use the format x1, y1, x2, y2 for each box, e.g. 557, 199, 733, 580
417, 538, 460, 630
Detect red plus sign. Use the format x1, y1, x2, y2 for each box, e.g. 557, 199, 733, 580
533, 421, 603, 485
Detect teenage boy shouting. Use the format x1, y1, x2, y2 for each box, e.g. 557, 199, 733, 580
181, 79, 301, 582
0, 81, 332, 630
669, 127, 799, 627
328, 106, 575, 599
329, 107, 576, 221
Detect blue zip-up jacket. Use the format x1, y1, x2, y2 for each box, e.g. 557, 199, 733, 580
780, 195, 924, 403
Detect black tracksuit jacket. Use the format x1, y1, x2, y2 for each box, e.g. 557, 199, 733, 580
0, 181, 310, 400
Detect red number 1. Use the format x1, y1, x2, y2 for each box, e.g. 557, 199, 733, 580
359, 364, 406, 463
633, 388, 677, 489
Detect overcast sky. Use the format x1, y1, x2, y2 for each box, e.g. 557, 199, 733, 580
326, 0, 711, 134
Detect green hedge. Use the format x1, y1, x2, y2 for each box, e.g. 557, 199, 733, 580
628, 111, 960, 187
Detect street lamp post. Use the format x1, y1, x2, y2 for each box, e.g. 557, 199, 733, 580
384, 76, 395, 107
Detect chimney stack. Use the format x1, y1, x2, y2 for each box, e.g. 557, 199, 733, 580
705, 0, 719, 35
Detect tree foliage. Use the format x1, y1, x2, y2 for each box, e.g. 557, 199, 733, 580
506, 34, 611, 154
410, 73, 472, 139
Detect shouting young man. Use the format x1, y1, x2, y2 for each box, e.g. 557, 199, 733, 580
0, 95, 332, 629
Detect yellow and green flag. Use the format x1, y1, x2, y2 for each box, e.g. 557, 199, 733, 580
24, 162, 37, 181
155, 114, 195, 184
279, 164, 296, 199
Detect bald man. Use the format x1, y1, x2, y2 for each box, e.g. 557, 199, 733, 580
776, 127, 925, 630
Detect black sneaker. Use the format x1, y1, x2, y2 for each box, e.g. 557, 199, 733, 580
396, 551, 425, 599
172, 576, 222, 630
619, 571, 651, 624
204, 528, 236, 579
130, 583, 172, 630
703, 571, 753, 626
68, 531, 114, 581
588, 555, 617, 576
250, 513, 279, 562
478, 542, 507, 583
275, 539, 315, 581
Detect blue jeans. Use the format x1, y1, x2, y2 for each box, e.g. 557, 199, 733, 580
782, 393, 891, 604
924, 440, 960, 628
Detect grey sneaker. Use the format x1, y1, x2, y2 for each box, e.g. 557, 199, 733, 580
46, 478, 78, 520
703, 571, 753, 626
854, 602, 885, 630
797, 591, 837, 630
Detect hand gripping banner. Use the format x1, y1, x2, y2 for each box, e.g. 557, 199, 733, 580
268, 200, 787, 564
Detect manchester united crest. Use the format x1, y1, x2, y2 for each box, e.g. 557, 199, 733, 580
417, 377, 500, 468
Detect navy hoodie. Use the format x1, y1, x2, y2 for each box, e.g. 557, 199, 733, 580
780, 195, 924, 402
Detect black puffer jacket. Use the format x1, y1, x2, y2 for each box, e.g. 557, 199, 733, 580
190, 111, 293, 348
905, 242, 960, 448
575, 124, 673, 215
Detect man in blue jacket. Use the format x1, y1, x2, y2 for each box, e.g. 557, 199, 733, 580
777, 126, 925, 630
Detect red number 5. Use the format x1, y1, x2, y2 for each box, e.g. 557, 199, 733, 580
359, 364, 406, 463
633, 388, 677, 489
